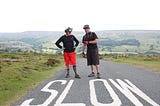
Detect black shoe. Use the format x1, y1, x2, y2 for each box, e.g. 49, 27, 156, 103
97, 73, 101, 79
88, 72, 95, 77
65, 74, 70, 78
75, 74, 81, 79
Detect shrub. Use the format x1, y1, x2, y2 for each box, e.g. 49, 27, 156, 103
45, 59, 60, 66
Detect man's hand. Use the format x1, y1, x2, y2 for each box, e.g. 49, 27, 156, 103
82, 52, 85, 58
73, 46, 77, 49
84, 41, 89, 45
61, 46, 65, 50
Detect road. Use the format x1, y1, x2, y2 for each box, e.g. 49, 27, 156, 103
12, 59, 160, 106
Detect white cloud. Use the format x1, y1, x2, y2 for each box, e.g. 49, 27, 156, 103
0, 0, 160, 32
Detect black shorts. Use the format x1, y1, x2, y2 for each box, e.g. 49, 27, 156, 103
87, 48, 99, 65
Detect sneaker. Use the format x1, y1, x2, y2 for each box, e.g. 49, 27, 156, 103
88, 72, 95, 77
65, 74, 70, 78
97, 73, 101, 79
75, 74, 81, 79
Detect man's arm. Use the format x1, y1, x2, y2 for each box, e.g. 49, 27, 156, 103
55, 36, 63, 49
82, 43, 86, 53
89, 32, 98, 44
82, 43, 86, 57
82, 36, 86, 53
89, 39, 98, 44
73, 36, 79, 47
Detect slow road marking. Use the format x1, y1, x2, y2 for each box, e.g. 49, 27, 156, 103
20, 79, 159, 106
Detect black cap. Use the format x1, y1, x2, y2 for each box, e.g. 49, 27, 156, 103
83, 25, 90, 29
65, 27, 72, 33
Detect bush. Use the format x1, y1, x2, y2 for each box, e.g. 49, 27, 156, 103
45, 59, 61, 66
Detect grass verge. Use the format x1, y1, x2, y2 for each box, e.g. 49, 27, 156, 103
101, 55, 160, 73
0, 52, 63, 106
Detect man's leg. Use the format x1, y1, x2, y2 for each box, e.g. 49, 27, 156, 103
95, 65, 100, 79
65, 66, 70, 78
92, 48, 100, 79
88, 65, 95, 77
73, 65, 80, 78
70, 52, 80, 78
91, 65, 94, 73
95, 65, 99, 73
66, 66, 69, 74
64, 52, 70, 78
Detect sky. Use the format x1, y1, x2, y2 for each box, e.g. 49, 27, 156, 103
0, 0, 160, 32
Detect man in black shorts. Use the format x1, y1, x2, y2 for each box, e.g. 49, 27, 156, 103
82, 25, 100, 79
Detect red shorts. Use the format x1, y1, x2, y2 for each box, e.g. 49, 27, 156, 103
63, 52, 76, 66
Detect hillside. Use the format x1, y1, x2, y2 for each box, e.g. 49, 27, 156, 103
0, 30, 160, 55
96, 30, 160, 55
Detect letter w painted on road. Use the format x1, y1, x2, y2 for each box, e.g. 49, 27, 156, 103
109, 79, 159, 106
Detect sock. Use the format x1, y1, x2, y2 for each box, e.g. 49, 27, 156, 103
73, 65, 77, 75
67, 68, 69, 75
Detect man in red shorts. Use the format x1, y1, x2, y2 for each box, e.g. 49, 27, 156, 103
82, 25, 100, 79
55, 27, 80, 78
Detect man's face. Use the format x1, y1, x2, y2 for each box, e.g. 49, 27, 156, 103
66, 32, 71, 36
84, 28, 90, 33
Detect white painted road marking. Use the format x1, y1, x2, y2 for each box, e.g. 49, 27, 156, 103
90, 79, 122, 106
20, 79, 159, 106
110, 79, 159, 106
20, 80, 67, 106
54, 80, 85, 106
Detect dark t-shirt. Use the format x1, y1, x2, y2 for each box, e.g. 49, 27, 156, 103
82, 32, 98, 49
55, 35, 79, 52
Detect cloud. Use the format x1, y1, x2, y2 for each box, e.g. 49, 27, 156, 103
0, 0, 160, 32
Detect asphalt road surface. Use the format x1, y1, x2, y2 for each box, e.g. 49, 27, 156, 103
12, 59, 160, 106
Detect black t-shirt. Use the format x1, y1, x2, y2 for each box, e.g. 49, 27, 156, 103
82, 32, 98, 49
55, 35, 79, 52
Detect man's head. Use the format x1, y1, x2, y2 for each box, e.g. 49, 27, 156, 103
83, 25, 90, 33
65, 27, 72, 35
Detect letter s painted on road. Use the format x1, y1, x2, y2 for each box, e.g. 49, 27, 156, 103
20, 80, 67, 106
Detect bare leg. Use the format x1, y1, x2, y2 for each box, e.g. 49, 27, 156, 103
88, 65, 95, 77
95, 65, 99, 73
95, 65, 100, 79
91, 65, 94, 73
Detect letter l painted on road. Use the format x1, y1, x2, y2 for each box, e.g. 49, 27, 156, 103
54, 80, 85, 106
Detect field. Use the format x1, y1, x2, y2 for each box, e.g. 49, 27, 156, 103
0, 52, 160, 106
101, 55, 160, 73
0, 53, 63, 106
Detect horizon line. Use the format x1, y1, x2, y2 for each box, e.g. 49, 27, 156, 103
0, 29, 160, 33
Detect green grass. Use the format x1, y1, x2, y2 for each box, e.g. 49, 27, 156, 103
101, 55, 160, 73
0, 52, 63, 106
99, 51, 138, 55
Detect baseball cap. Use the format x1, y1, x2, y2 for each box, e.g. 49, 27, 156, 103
83, 25, 90, 29
65, 27, 72, 33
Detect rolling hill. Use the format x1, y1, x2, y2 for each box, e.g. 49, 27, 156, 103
0, 30, 160, 55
